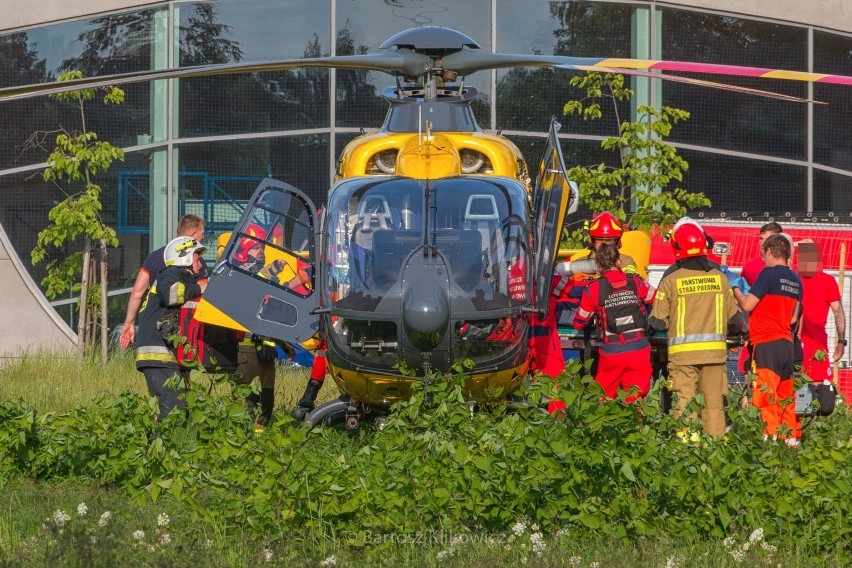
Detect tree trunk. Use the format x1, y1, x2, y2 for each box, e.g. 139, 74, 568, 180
100, 238, 109, 364
77, 242, 91, 364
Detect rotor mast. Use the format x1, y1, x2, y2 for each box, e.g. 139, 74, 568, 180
380, 26, 479, 103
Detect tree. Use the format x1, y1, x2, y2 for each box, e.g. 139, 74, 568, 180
28, 71, 125, 362
561, 72, 710, 247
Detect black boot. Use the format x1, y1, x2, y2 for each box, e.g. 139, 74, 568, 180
256, 388, 275, 427
292, 379, 322, 420
245, 392, 260, 418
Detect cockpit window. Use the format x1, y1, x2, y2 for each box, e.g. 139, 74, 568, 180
322, 177, 530, 311
225, 188, 315, 297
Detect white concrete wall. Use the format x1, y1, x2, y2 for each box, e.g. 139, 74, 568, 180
0, 0, 850, 34
0, 0, 162, 31
660, 0, 852, 34
0, 223, 76, 360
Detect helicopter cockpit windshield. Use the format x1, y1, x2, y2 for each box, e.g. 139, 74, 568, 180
322, 176, 530, 313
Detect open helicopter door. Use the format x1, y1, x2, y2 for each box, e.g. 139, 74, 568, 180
531, 119, 579, 316
194, 178, 320, 345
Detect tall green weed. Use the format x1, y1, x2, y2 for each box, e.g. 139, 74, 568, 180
0, 358, 849, 559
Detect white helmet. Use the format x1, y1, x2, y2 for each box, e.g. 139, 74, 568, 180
164, 236, 206, 267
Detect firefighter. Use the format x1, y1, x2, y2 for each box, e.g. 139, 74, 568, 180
571, 242, 656, 402
135, 236, 207, 420
649, 221, 743, 438
228, 224, 296, 429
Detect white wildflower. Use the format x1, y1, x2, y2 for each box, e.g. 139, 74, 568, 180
742, 541, 751, 552
590, 562, 601, 568
761, 542, 777, 554
133, 530, 145, 542
530, 531, 546, 555
723, 536, 736, 549
531, 523, 540, 532
157, 513, 171, 527
436, 550, 452, 560
319, 554, 337, 567
568, 556, 582, 566
749, 528, 765, 543
76, 503, 88, 517
204, 539, 214, 549
665, 555, 680, 568
98, 511, 112, 527
511, 519, 528, 537
158, 532, 171, 545
90, 534, 98, 544
729, 548, 745, 562
263, 549, 274, 562
52, 510, 71, 527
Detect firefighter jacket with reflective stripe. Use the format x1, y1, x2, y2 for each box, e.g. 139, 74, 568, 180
135, 265, 203, 370
650, 265, 740, 365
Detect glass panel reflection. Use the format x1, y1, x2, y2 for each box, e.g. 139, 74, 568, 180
178, 0, 330, 137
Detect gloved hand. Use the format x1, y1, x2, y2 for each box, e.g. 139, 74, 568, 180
254, 336, 278, 363
555, 258, 596, 277
719, 265, 738, 280
729, 276, 750, 296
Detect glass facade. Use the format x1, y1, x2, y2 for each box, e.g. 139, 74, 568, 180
0, 0, 850, 328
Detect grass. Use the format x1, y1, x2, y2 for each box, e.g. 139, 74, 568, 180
0, 347, 337, 415
0, 475, 839, 568
0, 352, 849, 567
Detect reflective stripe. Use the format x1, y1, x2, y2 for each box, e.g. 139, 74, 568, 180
714, 294, 724, 336
136, 345, 177, 364
576, 307, 593, 320
553, 275, 570, 296
137, 345, 173, 355
675, 296, 686, 338
668, 333, 727, 346
669, 341, 727, 354
167, 282, 186, 305
136, 353, 178, 363
600, 337, 649, 354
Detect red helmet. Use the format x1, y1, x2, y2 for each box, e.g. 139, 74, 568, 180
234, 223, 266, 263
589, 212, 624, 240
671, 222, 707, 260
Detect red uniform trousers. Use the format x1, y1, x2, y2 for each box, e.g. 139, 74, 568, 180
801, 339, 832, 383
595, 345, 652, 403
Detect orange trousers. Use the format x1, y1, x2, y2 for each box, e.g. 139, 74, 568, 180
751, 339, 800, 441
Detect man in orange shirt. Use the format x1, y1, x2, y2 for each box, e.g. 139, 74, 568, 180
732, 234, 802, 446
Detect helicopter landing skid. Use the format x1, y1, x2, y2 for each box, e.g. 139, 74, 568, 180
303, 396, 350, 427
302, 396, 392, 429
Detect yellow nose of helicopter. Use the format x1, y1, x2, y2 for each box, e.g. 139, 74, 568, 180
395, 133, 461, 179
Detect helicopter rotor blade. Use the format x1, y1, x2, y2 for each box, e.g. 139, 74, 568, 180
442, 50, 850, 102
577, 66, 825, 104
0, 51, 432, 102
3, 38, 851, 104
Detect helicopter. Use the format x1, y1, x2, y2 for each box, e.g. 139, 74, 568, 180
4, 26, 852, 427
